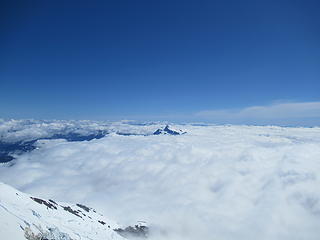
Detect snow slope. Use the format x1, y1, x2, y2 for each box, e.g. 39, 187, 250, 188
0, 182, 124, 240
1, 120, 320, 239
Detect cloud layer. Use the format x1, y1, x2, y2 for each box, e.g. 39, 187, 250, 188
195, 101, 320, 126
1, 123, 320, 239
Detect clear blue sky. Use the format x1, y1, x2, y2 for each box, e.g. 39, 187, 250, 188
1, 0, 319, 123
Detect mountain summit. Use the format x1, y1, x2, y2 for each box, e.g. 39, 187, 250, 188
153, 125, 186, 135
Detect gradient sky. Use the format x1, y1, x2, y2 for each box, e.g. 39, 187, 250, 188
1, 0, 319, 123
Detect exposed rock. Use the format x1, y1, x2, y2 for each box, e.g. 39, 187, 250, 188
76, 203, 91, 212
153, 125, 186, 135
61, 206, 82, 218
98, 220, 106, 225
114, 223, 149, 239
30, 197, 57, 210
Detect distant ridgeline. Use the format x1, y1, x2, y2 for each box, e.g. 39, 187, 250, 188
0, 125, 186, 164
0, 131, 107, 164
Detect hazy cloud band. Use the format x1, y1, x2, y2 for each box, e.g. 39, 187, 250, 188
195, 101, 320, 126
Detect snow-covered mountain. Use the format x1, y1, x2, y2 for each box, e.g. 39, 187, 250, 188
0, 182, 147, 240
153, 125, 186, 135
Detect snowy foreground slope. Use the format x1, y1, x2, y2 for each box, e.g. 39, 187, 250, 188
0, 182, 125, 240
1, 120, 320, 240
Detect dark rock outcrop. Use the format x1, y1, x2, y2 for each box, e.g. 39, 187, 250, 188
153, 125, 186, 135
114, 224, 149, 239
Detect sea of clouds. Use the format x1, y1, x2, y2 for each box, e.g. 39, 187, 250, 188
0, 119, 164, 143
1, 119, 320, 240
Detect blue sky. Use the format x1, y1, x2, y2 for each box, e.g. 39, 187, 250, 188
1, 0, 319, 125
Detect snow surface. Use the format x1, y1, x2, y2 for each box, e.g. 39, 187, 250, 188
0, 182, 123, 240
1, 120, 320, 239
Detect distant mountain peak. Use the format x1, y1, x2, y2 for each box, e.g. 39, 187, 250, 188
153, 125, 186, 135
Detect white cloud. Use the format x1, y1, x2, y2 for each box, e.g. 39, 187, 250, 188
0, 119, 164, 143
1, 124, 320, 239
195, 101, 320, 125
